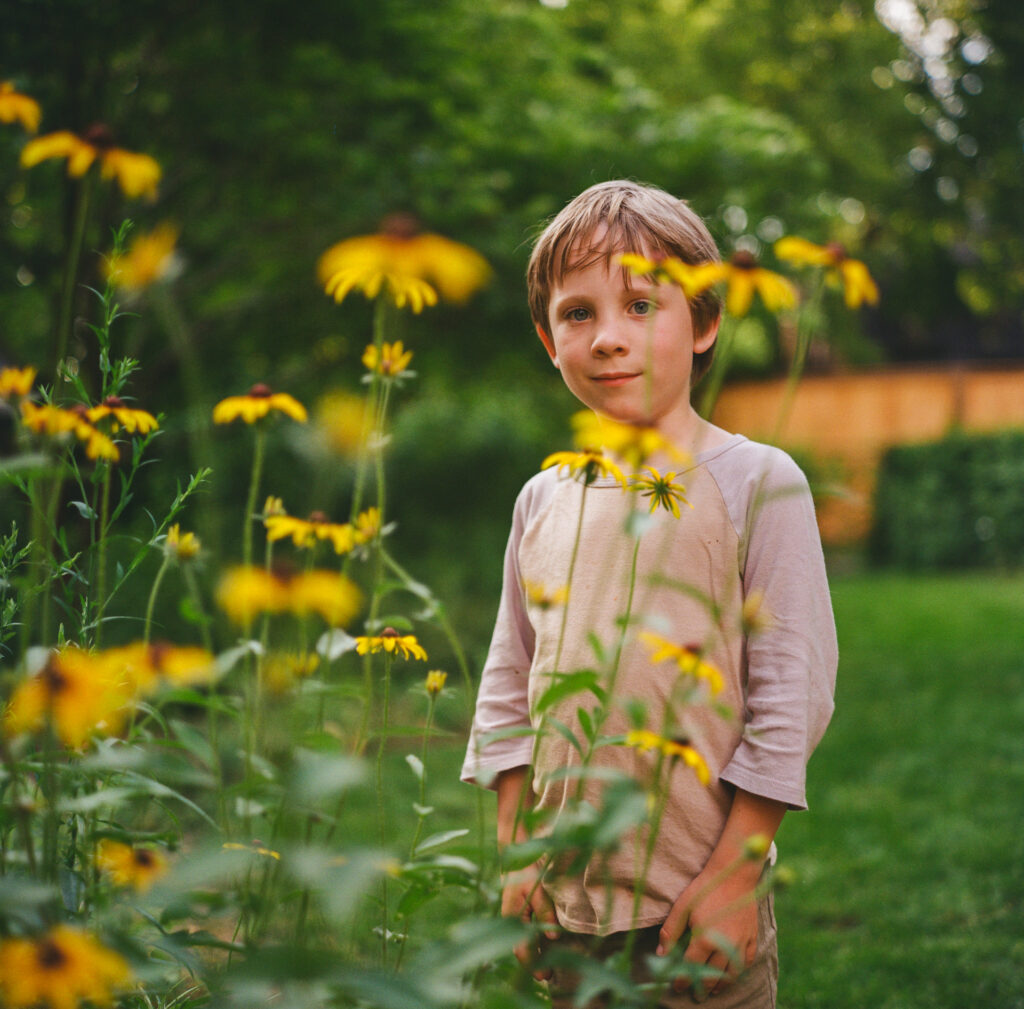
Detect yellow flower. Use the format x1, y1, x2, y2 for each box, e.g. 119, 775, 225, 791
0, 925, 132, 1009
425, 669, 448, 696
289, 570, 363, 627
105, 222, 179, 292
148, 643, 216, 687
640, 632, 724, 695
19, 401, 119, 462
264, 511, 357, 554
86, 396, 159, 434
362, 340, 414, 378
524, 581, 569, 610
628, 466, 692, 518
95, 839, 168, 891
625, 729, 711, 786
570, 410, 691, 470
541, 448, 626, 487
314, 390, 368, 457
0, 366, 36, 399
741, 589, 773, 636
353, 506, 381, 545
3, 648, 131, 749
0, 81, 41, 133
774, 236, 880, 309
213, 384, 308, 425
21, 123, 160, 199
355, 628, 428, 661
264, 652, 320, 693
263, 495, 287, 518
318, 214, 491, 313
683, 251, 798, 318
216, 566, 288, 625
222, 841, 281, 860
165, 523, 200, 561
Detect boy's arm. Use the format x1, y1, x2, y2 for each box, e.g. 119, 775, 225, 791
657, 788, 786, 996
496, 766, 558, 976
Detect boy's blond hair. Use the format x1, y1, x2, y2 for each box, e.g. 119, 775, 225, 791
527, 180, 722, 384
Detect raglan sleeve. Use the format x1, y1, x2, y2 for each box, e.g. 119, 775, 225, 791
460, 482, 538, 789
718, 448, 838, 810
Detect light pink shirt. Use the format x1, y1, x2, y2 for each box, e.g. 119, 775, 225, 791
462, 435, 837, 934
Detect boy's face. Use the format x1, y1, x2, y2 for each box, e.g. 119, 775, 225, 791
537, 247, 717, 444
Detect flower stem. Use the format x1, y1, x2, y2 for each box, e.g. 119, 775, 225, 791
242, 427, 266, 568
51, 171, 94, 380
375, 652, 394, 966
143, 555, 171, 645
93, 462, 113, 648
771, 273, 825, 443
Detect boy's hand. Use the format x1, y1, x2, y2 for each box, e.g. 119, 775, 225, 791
657, 868, 759, 999
501, 859, 558, 980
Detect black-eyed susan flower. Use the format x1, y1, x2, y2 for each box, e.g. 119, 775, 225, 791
570, 410, 691, 470
19, 401, 119, 462
617, 251, 706, 294
741, 588, 773, 636
21, 123, 160, 199
685, 251, 798, 318
264, 510, 357, 555
95, 839, 169, 891
263, 495, 287, 518
524, 581, 569, 610
0, 81, 41, 133
774, 236, 880, 309
0, 925, 132, 1009
318, 214, 491, 313
353, 506, 381, 546
362, 340, 413, 378
640, 632, 724, 695
355, 627, 428, 661
264, 651, 320, 693
147, 643, 216, 687
213, 384, 308, 425
0, 365, 36, 399
164, 523, 200, 562
314, 390, 368, 457
104, 222, 180, 292
425, 669, 447, 696
86, 395, 159, 435
222, 841, 281, 860
541, 447, 626, 488
97, 641, 159, 696
216, 566, 288, 626
624, 729, 711, 786
629, 466, 692, 518
3, 647, 132, 749
289, 570, 363, 627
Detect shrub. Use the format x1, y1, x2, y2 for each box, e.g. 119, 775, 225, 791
870, 429, 1024, 570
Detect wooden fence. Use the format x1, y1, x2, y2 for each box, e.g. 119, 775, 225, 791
712, 365, 1024, 545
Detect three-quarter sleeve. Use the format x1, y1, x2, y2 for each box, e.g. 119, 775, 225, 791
717, 448, 838, 809
460, 482, 539, 788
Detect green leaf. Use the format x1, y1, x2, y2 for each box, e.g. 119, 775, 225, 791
413, 828, 470, 855
69, 500, 98, 520
405, 753, 424, 781
534, 669, 605, 714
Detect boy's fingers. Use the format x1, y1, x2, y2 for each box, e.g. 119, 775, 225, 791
656, 903, 690, 955
530, 887, 559, 939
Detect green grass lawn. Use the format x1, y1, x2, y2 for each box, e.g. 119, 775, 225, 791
775, 571, 1024, 1009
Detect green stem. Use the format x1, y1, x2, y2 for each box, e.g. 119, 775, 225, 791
93, 463, 113, 648
51, 171, 94, 381
697, 317, 736, 420
143, 555, 171, 645
242, 428, 266, 568
375, 652, 394, 966
770, 274, 826, 443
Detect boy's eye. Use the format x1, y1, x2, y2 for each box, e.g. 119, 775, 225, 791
565, 307, 590, 322
631, 300, 654, 316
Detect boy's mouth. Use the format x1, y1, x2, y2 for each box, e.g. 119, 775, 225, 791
592, 372, 641, 386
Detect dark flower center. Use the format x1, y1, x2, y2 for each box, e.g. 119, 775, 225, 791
133, 849, 155, 868
37, 939, 68, 970
730, 250, 758, 270
102, 395, 125, 408
379, 627, 400, 638
42, 663, 69, 695
248, 384, 272, 398
307, 511, 330, 525
380, 213, 420, 240
825, 242, 847, 262
83, 122, 115, 150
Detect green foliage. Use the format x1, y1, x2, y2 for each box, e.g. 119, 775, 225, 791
870, 428, 1024, 569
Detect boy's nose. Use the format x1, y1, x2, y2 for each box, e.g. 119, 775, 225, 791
590, 324, 628, 357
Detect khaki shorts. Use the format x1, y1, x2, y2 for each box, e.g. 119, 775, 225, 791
544, 893, 778, 1009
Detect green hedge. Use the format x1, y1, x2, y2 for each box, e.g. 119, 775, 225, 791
870, 429, 1024, 569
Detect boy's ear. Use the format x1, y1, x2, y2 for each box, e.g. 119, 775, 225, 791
535, 323, 560, 368
693, 315, 720, 355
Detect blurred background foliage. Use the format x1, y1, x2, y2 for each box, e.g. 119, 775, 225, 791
1, 0, 1021, 656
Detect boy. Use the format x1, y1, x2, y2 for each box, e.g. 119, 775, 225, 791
461, 180, 837, 1007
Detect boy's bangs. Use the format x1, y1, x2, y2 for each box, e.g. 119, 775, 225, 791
555, 215, 670, 283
